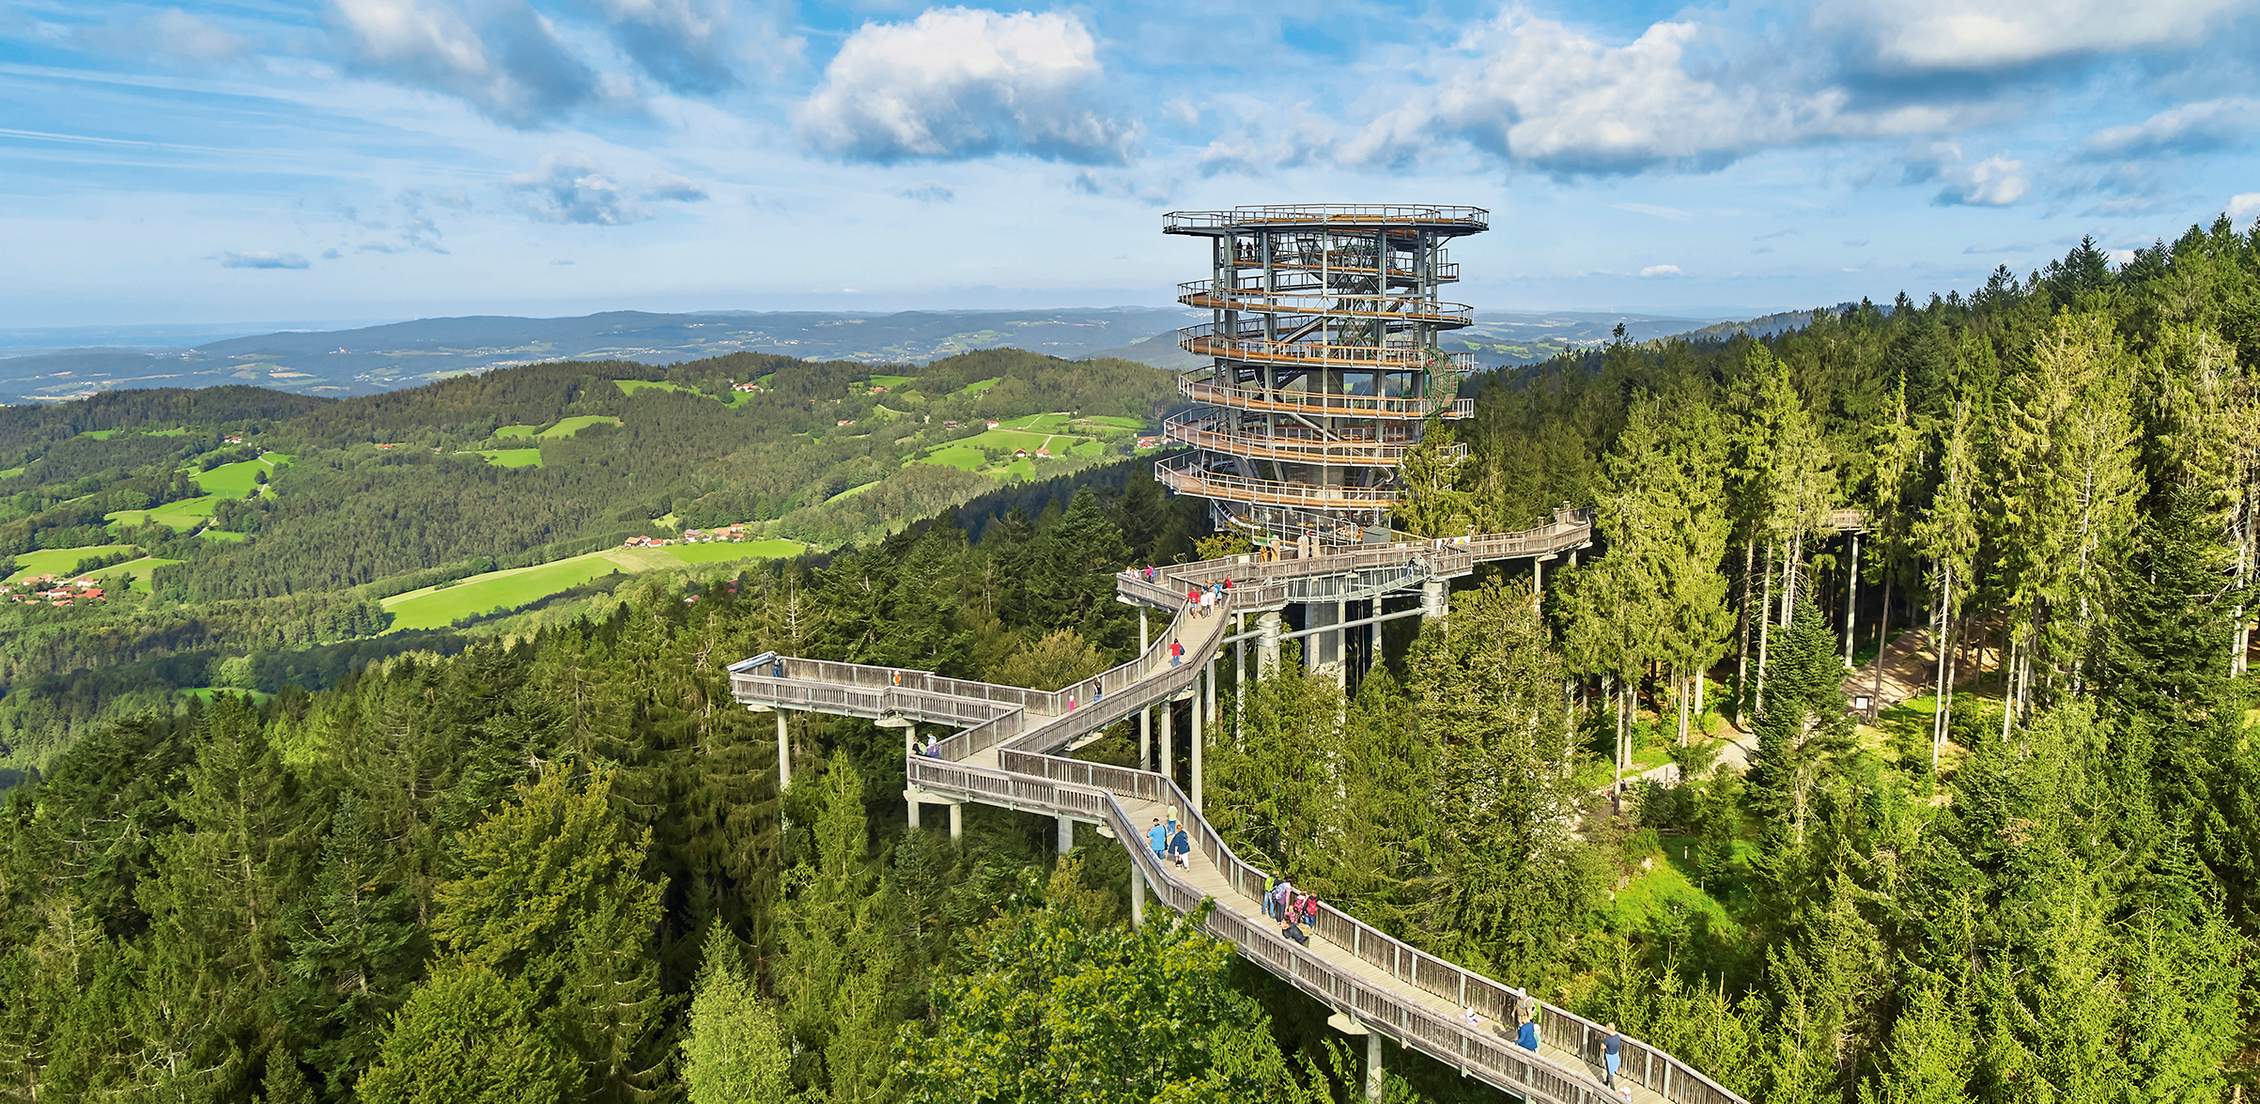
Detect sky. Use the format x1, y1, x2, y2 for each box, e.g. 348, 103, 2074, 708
4, 0, 2260, 331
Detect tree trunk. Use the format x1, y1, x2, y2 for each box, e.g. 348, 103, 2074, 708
1842, 531, 1860, 669
1930, 567, 1951, 775
1676, 669, 1692, 746
1734, 536, 1755, 715
1755, 541, 1774, 715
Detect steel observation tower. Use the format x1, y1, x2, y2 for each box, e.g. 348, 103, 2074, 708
1159, 204, 1486, 547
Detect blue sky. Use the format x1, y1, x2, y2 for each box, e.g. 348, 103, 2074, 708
4, 0, 2259, 330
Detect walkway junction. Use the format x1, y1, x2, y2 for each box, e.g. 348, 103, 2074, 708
730, 207, 1749, 1104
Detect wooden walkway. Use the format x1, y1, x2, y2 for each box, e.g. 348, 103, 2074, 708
732, 522, 1742, 1104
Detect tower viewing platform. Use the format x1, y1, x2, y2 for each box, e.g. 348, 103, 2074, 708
1160, 204, 1486, 545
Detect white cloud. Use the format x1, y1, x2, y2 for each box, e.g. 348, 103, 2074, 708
1818, 0, 2243, 73
220, 250, 311, 270
332, 0, 600, 127
2230, 193, 2260, 223
2084, 98, 2260, 159
797, 8, 1136, 164
1639, 264, 1683, 277
1611, 202, 1691, 221
513, 154, 631, 224
1339, 12, 1884, 177
2106, 247, 2138, 265
592, 0, 796, 93
1911, 145, 2029, 206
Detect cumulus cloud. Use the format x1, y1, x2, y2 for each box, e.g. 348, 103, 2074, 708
1816, 0, 2245, 75
645, 172, 708, 202
1907, 144, 2029, 206
898, 184, 954, 203
797, 8, 1136, 164
510, 154, 707, 223
220, 250, 312, 269
1341, 13, 1851, 176
2082, 98, 2260, 159
2230, 193, 2260, 223
332, 0, 600, 127
1639, 264, 1683, 277
589, 0, 786, 94
77, 8, 249, 63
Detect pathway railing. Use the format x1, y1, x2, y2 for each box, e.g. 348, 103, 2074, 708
730, 521, 1751, 1104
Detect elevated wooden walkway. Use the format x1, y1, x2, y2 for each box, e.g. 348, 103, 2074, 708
731, 520, 1744, 1104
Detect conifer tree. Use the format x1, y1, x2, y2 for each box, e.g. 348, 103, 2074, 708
680, 924, 789, 1104
357, 962, 571, 1104
1746, 598, 1853, 851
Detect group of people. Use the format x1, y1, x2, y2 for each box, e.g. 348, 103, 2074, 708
1185, 577, 1230, 616
1263, 876, 1321, 945
1466, 1003, 1626, 1093
1064, 681, 1102, 712
1146, 813, 1191, 869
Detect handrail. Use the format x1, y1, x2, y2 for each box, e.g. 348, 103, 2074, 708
1177, 281, 1475, 327
1177, 375, 1474, 420
1181, 323, 1476, 374
1156, 455, 1399, 511
1162, 411, 1462, 467
727, 519, 1747, 1104
1231, 257, 1461, 284
1165, 205, 1489, 232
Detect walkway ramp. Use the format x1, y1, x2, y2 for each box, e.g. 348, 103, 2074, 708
731, 522, 1745, 1104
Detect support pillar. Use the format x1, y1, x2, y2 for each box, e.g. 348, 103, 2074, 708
1842, 530, 1860, 669
1204, 655, 1217, 729
1234, 612, 1246, 747
1533, 556, 1544, 599
1129, 862, 1145, 928
1257, 611, 1281, 675
907, 791, 921, 829
948, 802, 962, 842
1191, 674, 1205, 810
775, 710, 791, 794
1335, 600, 1348, 690
1139, 705, 1151, 772
1159, 700, 1174, 785
1055, 814, 1073, 855
1421, 578, 1447, 621
1366, 1031, 1383, 1103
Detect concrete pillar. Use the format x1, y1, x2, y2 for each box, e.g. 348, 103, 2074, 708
775, 710, 791, 794
1422, 578, 1447, 621
1139, 704, 1151, 771
1335, 600, 1349, 689
1160, 700, 1174, 784
1129, 862, 1145, 928
1140, 607, 1149, 651
907, 792, 921, 829
1191, 675, 1205, 810
1204, 655, 1217, 728
1234, 613, 1246, 747
1366, 1031, 1383, 1103
1258, 611, 1282, 675
1055, 814, 1073, 855
948, 802, 962, 842
1533, 556, 1545, 599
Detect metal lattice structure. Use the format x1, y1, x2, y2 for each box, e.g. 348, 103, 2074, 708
1160, 204, 1487, 545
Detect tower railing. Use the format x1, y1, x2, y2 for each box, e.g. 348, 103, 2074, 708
1177, 375, 1473, 420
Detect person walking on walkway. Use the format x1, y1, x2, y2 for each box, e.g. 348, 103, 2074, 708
1299, 893, 1319, 929
1602, 1024, 1623, 1087
1171, 825, 1191, 868
1269, 878, 1294, 920
1146, 818, 1168, 862
1262, 873, 1277, 918
1517, 1011, 1540, 1053
1169, 639, 1184, 667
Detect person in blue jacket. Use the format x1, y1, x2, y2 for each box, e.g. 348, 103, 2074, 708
1517, 1011, 1540, 1053
1146, 818, 1168, 861
1602, 1023, 1623, 1086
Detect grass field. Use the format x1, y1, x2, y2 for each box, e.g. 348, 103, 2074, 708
80, 429, 118, 440
477, 448, 544, 468
539, 415, 622, 438
495, 423, 541, 439
615, 379, 689, 397
191, 453, 290, 497
921, 444, 987, 472
1075, 414, 1145, 431
997, 412, 1071, 431
954, 377, 1000, 396
825, 481, 878, 503
199, 528, 248, 543
382, 539, 806, 630
7, 543, 137, 583
88, 555, 181, 594
0, 466, 24, 479
863, 373, 916, 389
107, 495, 220, 531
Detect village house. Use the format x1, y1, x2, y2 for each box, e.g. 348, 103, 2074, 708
984, 419, 1000, 429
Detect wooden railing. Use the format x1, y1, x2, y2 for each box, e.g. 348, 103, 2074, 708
1180, 322, 1476, 373
1162, 411, 1463, 467
1176, 281, 1475, 327
1165, 205, 1490, 232
1156, 455, 1401, 511
1177, 375, 1474, 420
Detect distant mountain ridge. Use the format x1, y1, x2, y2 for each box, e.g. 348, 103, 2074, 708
0, 305, 1740, 405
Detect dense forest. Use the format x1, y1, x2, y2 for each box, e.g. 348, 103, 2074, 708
0, 214, 2256, 1103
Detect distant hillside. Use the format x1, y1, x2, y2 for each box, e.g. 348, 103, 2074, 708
0, 308, 1196, 405
1677, 306, 1847, 342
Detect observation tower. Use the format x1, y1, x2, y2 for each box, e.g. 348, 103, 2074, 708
1160, 204, 1486, 546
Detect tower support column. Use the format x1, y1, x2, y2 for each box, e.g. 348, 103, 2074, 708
1258, 611, 1282, 674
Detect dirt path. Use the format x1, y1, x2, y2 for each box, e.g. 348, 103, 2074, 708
1845, 627, 1938, 712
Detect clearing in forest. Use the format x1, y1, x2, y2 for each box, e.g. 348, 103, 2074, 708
476, 448, 543, 468
381, 538, 805, 630
6, 543, 137, 584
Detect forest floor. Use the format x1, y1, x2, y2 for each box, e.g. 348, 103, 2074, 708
1845, 627, 1935, 711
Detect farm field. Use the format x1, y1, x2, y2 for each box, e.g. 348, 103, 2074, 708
477, 448, 544, 468
862, 373, 916, 389
495, 423, 541, 439
7, 543, 137, 584
191, 453, 290, 496
953, 377, 1000, 396
539, 415, 622, 438
199, 528, 248, 543
107, 495, 221, 531
614, 379, 691, 397
382, 539, 806, 630
907, 410, 1141, 481
88, 555, 181, 594
0, 466, 25, 479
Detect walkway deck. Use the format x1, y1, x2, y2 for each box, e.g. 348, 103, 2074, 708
731, 521, 1745, 1104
